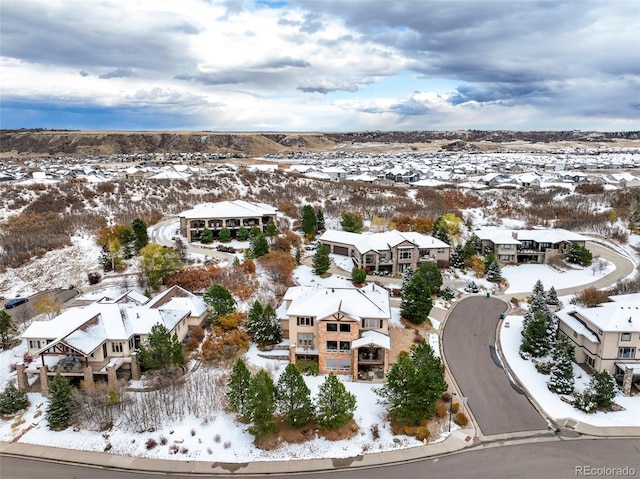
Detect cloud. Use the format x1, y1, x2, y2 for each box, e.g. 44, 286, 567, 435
99, 68, 135, 80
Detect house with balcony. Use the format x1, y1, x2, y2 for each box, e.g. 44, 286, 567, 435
318, 229, 450, 276
178, 200, 277, 242
278, 284, 391, 381
475, 227, 589, 265
556, 295, 640, 396
18, 289, 192, 396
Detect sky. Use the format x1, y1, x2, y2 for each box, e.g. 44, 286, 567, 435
1, 0, 638, 132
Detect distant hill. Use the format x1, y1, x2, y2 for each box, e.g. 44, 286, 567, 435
1, 129, 638, 158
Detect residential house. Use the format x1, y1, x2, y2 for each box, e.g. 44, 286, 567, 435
18, 289, 192, 395
279, 284, 391, 381
145, 285, 208, 327
318, 229, 451, 276
556, 295, 640, 395
178, 200, 278, 242
475, 227, 589, 265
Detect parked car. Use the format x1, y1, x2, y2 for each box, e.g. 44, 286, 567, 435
58, 356, 83, 371
5, 297, 28, 309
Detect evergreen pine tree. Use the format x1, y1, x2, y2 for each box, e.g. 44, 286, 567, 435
250, 233, 270, 258
0, 310, 18, 348
433, 226, 450, 245
226, 358, 252, 421
46, 373, 74, 429
237, 226, 249, 241
315, 208, 325, 232
400, 273, 433, 324
246, 370, 277, 438
265, 219, 278, 239
0, 384, 29, 415
131, 218, 149, 253
547, 335, 575, 394
247, 303, 282, 347
416, 262, 443, 292
546, 286, 560, 306
565, 242, 593, 266
483, 252, 496, 271
203, 284, 236, 317
450, 244, 466, 269
200, 227, 214, 244
315, 373, 356, 429
312, 244, 331, 275
219, 227, 231, 242
276, 363, 314, 427
247, 300, 264, 338
628, 194, 640, 232
463, 235, 479, 260
300, 205, 317, 237
519, 310, 551, 359
340, 211, 364, 233
138, 323, 185, 371
591, 371, 617, 408
486, 259, 502, 282
119, 228, 135, 259
532, 279, 545, 298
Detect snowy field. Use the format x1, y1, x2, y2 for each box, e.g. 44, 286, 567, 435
502, 261, 614, 294
500, 316, 639, 427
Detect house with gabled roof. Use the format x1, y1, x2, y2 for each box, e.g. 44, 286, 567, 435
18, 289, 192, 395
556, 295, 640, 395
318, 229, 450, 276
279, 284, 391, 381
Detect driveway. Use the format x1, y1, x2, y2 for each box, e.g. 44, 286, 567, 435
3, 288, 79, 326
442, 296, 549, 437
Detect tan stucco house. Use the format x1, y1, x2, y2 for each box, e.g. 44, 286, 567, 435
278, 284, 391, 381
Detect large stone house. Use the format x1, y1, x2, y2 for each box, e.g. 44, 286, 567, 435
475, 227, 589, 265
178, 200, 277, 242
556, 295, 640, 396
278, 284, 391, 381
318, 229, 451, 276
18, 287, 205, 395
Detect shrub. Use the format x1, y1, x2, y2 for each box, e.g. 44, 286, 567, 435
403, 425, 416, 436
450, 402, 459, 414
415, 426, 430, 441
213, 433, 221, 443
160, 436, 168, 445
436, 403, 448, 419
370, 423, 380, 440
573, 391, 598, 414
454, 412, 469, 427
224, 441, 231, 449
441, 392, 451, 402
145, 438, 158, 450
0, 384, 29, 415
351, 268, 367, 284
574, 287, 609, 308
295, 360, 319, 376
169, 444, 179, 454
185, 336, 200, 352
191, 326, 205, 341
87, 272, 102, 285
535, 361, 553, 375
190, 428, 196, 436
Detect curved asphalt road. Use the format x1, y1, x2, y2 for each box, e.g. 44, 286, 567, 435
442, 296, 549, 437
2, 438, 639, 479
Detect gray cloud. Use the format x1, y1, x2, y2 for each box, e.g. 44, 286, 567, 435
99, 68, 135, 79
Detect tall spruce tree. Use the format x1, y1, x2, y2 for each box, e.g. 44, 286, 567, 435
519, 310, 552, 359
131, 218, 149, 253
300, 205, 317, 237
547, 335, 575, 394
450, 244, 466, 269
377, 341, 447, 425
486, 259, 502, 282
312, 244, 331, 275
416, 262, 443, 292
46, 373, 74, 429
276, 363, 314, 427
315, 208, 325, 232
246, 370, 277, 439
591, 371, 617, 408
203, 284, 236, 317
246, 302, 281, 347
250, 232, 270, 258
315, 373, 356, 429
138, 323, 185, 372
546, 286, 560, 306
532, 279, 545, 298
400, 273, 433, 324
226, 358, 252, 421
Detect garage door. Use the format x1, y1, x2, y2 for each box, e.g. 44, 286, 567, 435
334, 246, 349, 256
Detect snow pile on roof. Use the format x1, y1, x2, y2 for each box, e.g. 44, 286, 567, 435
178, 200, 277, 219
319, 229, 449, 255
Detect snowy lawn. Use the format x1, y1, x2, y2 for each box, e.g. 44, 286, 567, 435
502, 261, 614, 294
500, 316, 639, 427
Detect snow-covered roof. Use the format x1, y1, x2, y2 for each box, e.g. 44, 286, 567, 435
556, 310, 600, 343
97, 289, 149, 306
515, 229, 589, 244
178, 200, 277, 219
351, 330, 391, 350
569, 301, 640, 333
146, 285, 207, 317
283, 284, 390, 321
475, 227, 521, 245
318, 229, 449, 255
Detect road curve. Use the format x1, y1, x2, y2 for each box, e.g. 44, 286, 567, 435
442, 296, 549, 436
2, 438, 639, 479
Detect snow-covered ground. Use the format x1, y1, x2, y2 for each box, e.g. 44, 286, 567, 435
500, 315, 639, 427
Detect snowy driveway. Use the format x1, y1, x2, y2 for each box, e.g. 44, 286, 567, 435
442, 296, 549, 437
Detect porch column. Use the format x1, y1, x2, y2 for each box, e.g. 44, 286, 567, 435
383, 349, 389, 376
16, 363, 28, 390
40, 366, 49, 397
289, 345, 296, 364
622, 366, 634, 396
352, 349, 358, 382
107, 365, 117, 389
130, 352, 141, 381
83, 366, 94, 386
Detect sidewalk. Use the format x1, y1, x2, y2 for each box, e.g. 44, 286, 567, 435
0, 428, 474, 474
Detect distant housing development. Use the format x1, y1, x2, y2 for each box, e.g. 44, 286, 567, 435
318, 229, 451, 276
278, 284, 391, 381
178, 200, 277, 242
18, 286, 207, 395
556, 294, 640, 396
475, 227, 589, 265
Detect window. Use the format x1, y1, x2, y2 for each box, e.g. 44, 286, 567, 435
28, 340, 41, 349
437, 248, 445, 254
298, 333, 313, 349
326, 341, 338, 352
128, 338, 135, 349
364, 319, 381, 329
339, 359, 350, 371
339, 324, 351, 333
585, 355, 595, 368
326, 359, 338, 371
618, 347, 636, 359
500, 255, 511, 261
621, 333, 632, 342
326, 323, 338, 332
339, 341, 351, 352
111, 342, 123, 353
399, 250, 412, 260
502, 244, 513, 250
297, 317, 314, 326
